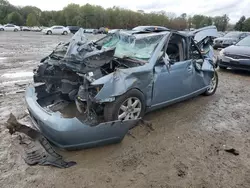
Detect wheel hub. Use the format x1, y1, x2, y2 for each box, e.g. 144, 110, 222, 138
118, 97, 142, 120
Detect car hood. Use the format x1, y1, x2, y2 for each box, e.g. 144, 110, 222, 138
223, 45, 250, 57
41, 28, 120, 73
190, 26, 218, 42
215, 37, 238, 41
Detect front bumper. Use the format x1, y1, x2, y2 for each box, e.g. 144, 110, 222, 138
25, 85, 139, 150
218, 55, 250, 71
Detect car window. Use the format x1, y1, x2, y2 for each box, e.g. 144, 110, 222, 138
165, 34, 186, 63
6, 24, 14, 27
189, 39, 203, 60
236, 36, 250, 46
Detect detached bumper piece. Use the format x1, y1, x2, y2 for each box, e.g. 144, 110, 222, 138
6, 113, 76, 168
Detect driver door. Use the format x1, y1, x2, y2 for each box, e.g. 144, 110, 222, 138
151, 34, 197, 107
151, 58, 195, 106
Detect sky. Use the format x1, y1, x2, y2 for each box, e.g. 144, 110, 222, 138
8, 0, 250, 23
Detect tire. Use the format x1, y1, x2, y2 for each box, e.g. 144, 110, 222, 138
47, 30, 52, 35
63, 31, 68, 35
213, 46, 218, 50
203, 71, 218, 96
14, 29, 18, 32
0, 28, 4, 31
219, 65, 227, 70
104, 89, 146, 121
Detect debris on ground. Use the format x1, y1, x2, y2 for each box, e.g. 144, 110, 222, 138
5, 113, 76, 168
224, 148, 240, 156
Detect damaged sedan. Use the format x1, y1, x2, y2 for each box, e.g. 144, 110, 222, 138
13, 27, 218, 151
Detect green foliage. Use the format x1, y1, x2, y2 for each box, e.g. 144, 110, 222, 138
234, 16, 245, 31
0, 0, 234, 32
242, 18, 250, 31
192, 15, 213, 29
26, 13, 38, 26
6, 11, 23, 25
213, 14, 230, 31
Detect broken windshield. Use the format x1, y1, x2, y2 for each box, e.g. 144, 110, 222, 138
114, 33, 165, 61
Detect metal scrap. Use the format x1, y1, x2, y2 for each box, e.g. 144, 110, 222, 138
6, 113, 76, 168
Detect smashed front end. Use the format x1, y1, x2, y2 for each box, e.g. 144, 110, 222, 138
24, 29, 152, 149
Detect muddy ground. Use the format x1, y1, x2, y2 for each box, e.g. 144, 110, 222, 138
1, 31, 250, 188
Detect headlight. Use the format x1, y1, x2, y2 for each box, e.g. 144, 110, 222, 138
219, 49, 225, 56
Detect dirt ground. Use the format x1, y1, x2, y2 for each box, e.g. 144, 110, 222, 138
1, 31, 250, 188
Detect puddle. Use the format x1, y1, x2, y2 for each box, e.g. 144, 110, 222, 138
1, 71, 33, 78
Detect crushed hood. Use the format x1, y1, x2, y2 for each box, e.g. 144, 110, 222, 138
42, 28, 120, 73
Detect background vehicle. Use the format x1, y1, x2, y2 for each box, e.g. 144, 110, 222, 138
213, 31, 250, 49
31, 26, 42, 32
132, 26, 169, 32
2, 24, 20, 31
0, 24, 4, 31
67, 26, 80, 34
84, 29, 94, 33
217, 35, 250, 71
21, 26, 31, 31
42, 26, 70, 35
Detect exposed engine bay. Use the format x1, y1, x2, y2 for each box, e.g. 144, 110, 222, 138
33, 29, 144, 123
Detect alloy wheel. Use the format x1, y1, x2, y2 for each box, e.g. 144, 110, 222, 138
118, 97, 142, 120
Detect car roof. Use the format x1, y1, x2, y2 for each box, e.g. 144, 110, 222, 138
132, 25, 169, 31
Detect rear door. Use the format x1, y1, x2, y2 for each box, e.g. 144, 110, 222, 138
52, 26, 61, 34
152, 59, 195, 105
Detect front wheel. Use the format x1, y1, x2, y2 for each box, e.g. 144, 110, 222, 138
104, 89, 146, 121
203, 71, 218, 96
0, 28, 4, 31
47, 30, 52, 35
63, 31, 68, 35
14, 29, 18, 32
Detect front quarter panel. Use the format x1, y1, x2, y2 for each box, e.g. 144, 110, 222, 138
93, 65, 153, 106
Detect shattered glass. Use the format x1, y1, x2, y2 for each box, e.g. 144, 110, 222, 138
114, 33, 165, 61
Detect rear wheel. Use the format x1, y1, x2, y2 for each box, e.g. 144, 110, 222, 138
47, 30, 52, 35
203, 71, 218, 96
63, 31, 68, 35
0, 28, 4, 31
104, 89, 145, 121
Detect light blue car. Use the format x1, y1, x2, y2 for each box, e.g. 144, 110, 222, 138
13, 27, 219, 150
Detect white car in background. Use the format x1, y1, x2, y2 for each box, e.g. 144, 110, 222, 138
42, 26, 70, 35
0, 24, 4, 31
2, 24, 20, 31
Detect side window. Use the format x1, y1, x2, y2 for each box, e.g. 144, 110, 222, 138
190, 39, 202, 60
165, 34, 186, 63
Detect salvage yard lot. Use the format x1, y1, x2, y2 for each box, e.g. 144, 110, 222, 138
1, 32, 250, 188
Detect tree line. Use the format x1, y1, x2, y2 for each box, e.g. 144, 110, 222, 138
1, 0, 249, 31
